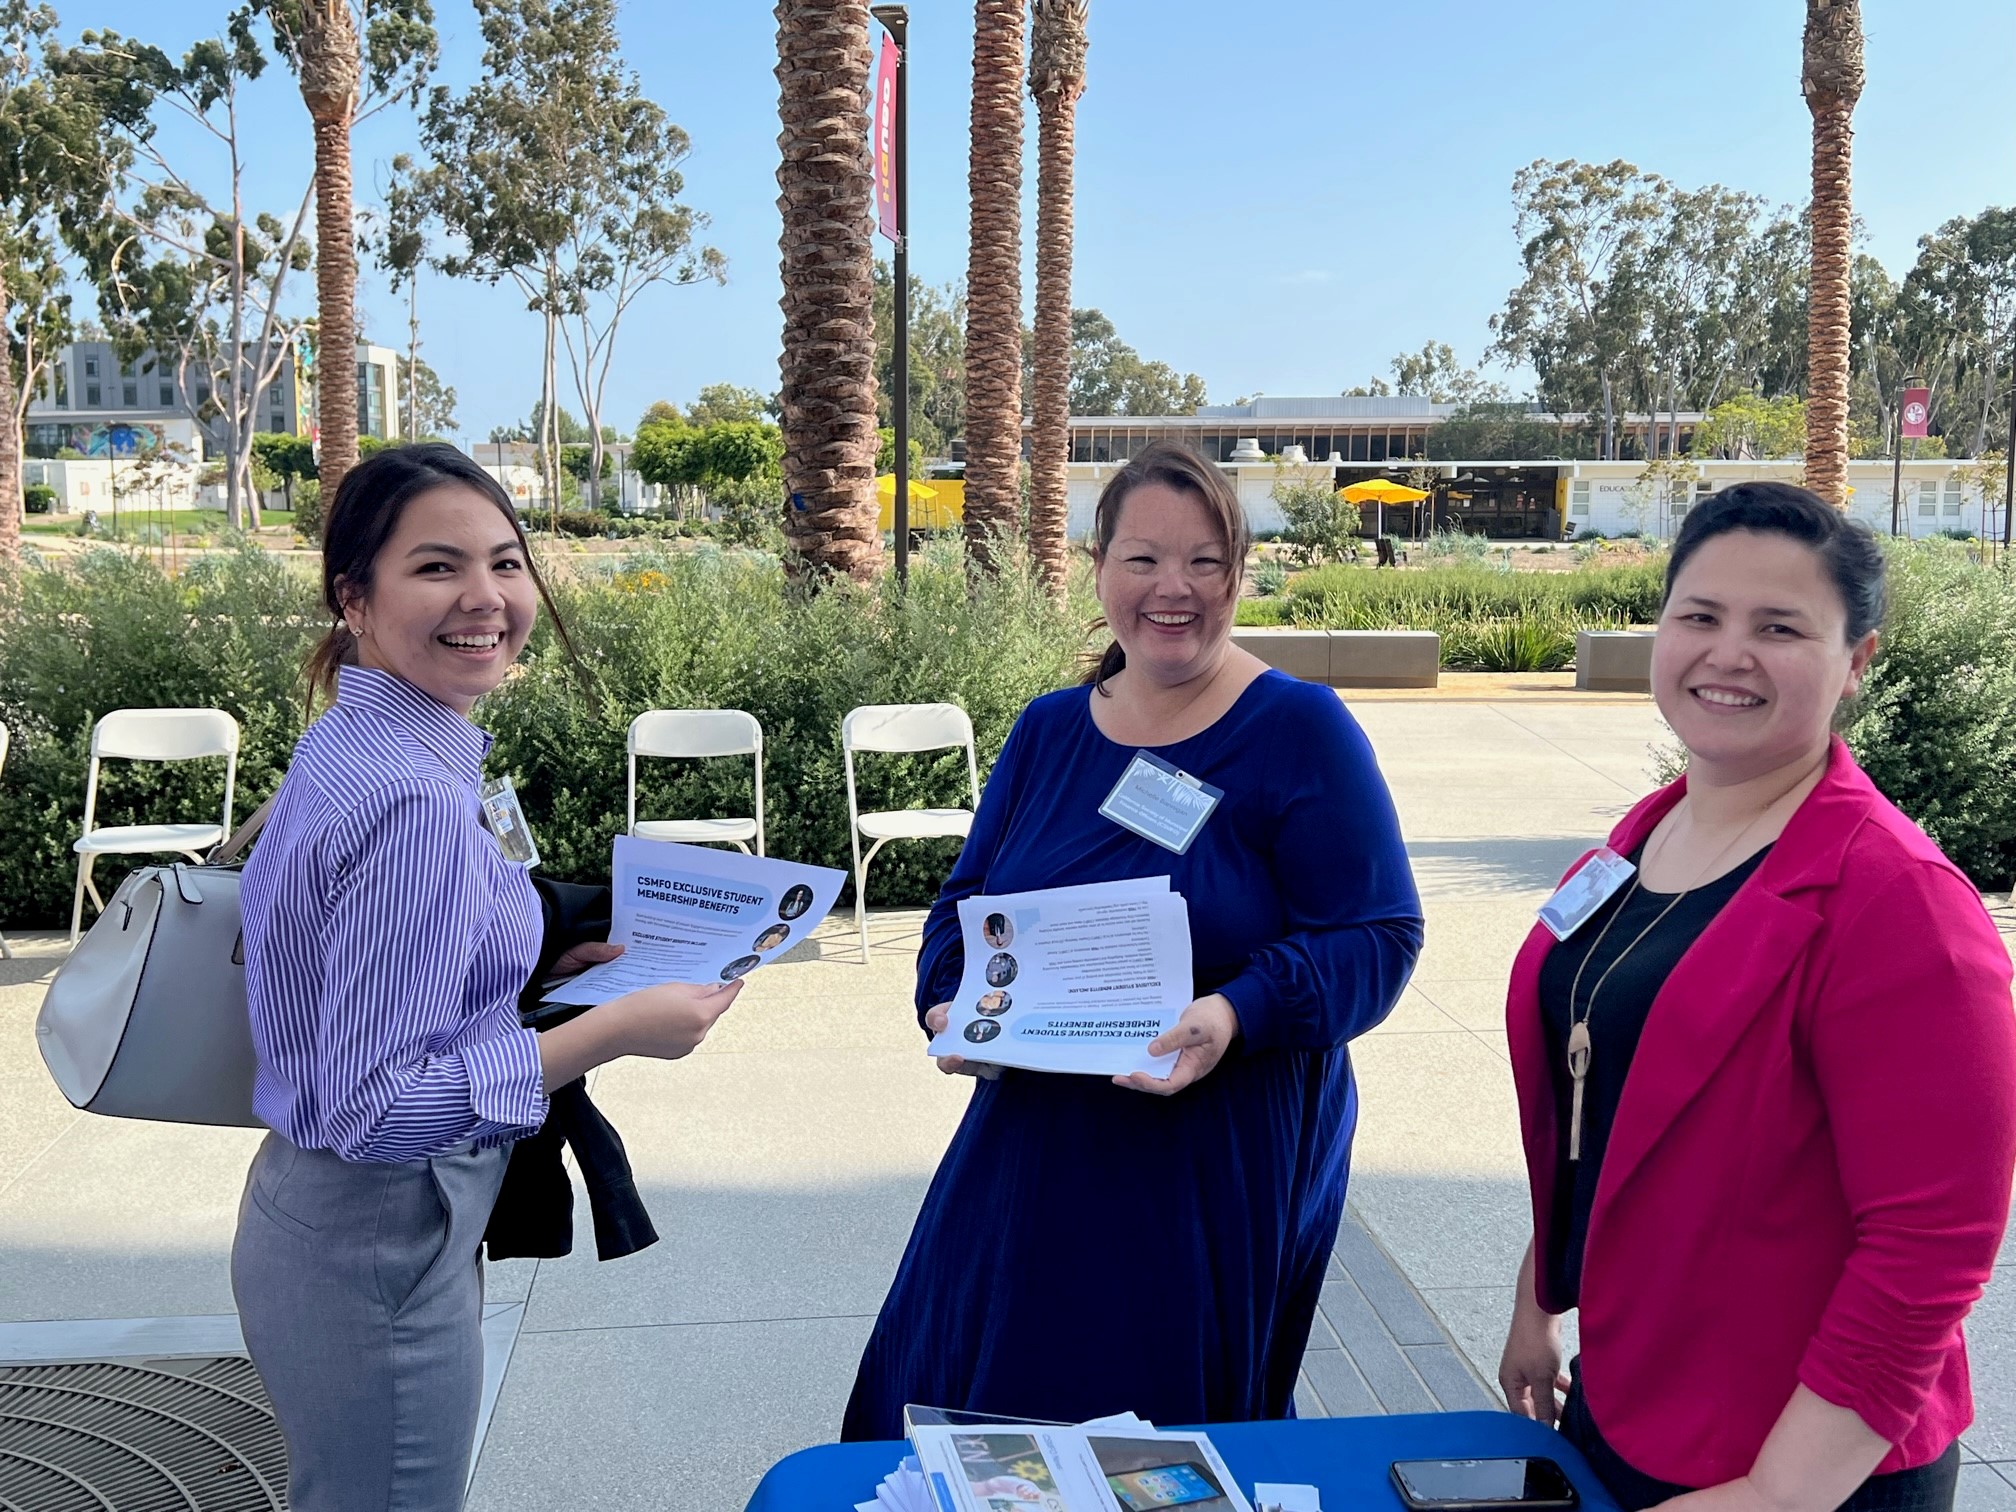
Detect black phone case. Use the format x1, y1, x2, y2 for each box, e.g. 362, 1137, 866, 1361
1387, 1461, 1578, 1512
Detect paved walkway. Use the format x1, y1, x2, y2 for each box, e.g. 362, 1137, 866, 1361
2, 696, 2012, 1509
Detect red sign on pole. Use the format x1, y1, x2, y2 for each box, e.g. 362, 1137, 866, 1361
1901, 386, 1931, 439
872, 34, 899, 243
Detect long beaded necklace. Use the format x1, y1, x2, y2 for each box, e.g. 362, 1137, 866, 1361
1561, 783, 1802, 1161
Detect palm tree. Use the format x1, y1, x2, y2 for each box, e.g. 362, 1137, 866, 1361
962, 0, 1026, 572
1802, 0, 1863, 509
775, 0, 883, 580
299, 0, 362, 502
1026, 0, 1087, 595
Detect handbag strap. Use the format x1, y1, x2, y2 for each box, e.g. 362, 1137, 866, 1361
208, 792, 279, 867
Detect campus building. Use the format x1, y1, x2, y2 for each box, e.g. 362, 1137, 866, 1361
1053, 397, 2001, 544
25, 339, 402, 461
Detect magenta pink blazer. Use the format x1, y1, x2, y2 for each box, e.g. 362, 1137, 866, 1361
1507, 737, 2016, 1485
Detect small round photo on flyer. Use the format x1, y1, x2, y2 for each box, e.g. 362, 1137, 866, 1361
984, 952, 1018, 988
778, 884, 814, 921
720, 954, 761, 982
982, 912, 1013, 949
963, 1019, 1002, 1044
752, 922, 791, 953
976, 990, 1011, 1017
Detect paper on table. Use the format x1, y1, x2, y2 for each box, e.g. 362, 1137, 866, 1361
908, 1423, 1251, 1512
542, 836, 846, 1005
925, 876, 1192, 1078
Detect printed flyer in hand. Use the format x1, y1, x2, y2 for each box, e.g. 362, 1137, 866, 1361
925, 878, 1193, 1078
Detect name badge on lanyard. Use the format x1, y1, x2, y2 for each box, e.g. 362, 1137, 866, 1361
479, 776, 542, 870
1099, 751, 1224, 856
1537, 846, 1635, 940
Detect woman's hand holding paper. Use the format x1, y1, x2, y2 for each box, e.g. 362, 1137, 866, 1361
924, 1002, 1001, 1081
1113, 993, 1239, 1096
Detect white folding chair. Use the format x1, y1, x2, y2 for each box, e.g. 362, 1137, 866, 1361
842, 702, 980, 960
71, 708, 240, 942
627, 709, 766, 855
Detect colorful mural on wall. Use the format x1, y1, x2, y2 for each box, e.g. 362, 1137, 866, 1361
26, 421, 169, 458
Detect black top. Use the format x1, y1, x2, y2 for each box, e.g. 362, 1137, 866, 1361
1537, 841, 1772, 1306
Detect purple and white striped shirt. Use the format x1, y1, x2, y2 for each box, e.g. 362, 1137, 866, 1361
241, 665, 547, 1162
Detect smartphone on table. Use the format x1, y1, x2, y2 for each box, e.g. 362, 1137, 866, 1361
1389, 1457, 1578, 1511
1106, 1460, 1225, 1509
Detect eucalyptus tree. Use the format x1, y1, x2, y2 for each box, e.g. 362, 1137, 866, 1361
414, 0, 718, 512
62, 16, 318, 528
254, 0, 437, 492
0, 0, 133, 561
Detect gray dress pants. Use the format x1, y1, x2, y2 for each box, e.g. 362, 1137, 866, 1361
232, 1132, 509, 1512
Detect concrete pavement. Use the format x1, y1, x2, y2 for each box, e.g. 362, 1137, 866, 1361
3, 695, 2013, 1509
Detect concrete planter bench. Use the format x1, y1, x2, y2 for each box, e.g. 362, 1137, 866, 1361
1576, 630, 1656, 692
1231, 628, 1440, 689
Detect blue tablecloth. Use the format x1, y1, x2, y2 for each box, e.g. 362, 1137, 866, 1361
745, 1411, 1623, 1511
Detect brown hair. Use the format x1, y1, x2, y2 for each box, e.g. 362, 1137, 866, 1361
1086, 441, 1251, 690
303, 443, 575, 714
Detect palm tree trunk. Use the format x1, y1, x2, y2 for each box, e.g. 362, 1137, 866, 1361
1028, 0, 1087, 597
774, 0, 883, 581
302, 1, 362, 502
962, 0, 1026, 573
1803, 0, 1863, 509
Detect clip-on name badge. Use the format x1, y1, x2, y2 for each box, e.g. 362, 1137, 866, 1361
1098, 750, 1224, 856
479, 776, 541, 870
1537, 846, 1634, 940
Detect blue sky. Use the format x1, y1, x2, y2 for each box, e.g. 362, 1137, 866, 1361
70, 0, 2016, 442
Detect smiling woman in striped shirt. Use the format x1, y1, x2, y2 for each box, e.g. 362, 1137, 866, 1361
231, 444, 739, 1512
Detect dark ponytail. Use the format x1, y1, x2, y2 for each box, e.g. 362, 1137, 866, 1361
304, 443, 574, 715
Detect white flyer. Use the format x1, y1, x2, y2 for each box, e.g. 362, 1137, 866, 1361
925, 877, 1193, 1078
542, 836, 846, 1005
907, 1423, 1252, 1512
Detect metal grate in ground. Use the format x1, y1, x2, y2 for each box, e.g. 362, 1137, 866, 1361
0, 1356, 285, 1511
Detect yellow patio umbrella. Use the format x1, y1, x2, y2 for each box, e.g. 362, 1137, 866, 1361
1338, 477, 1430, 540
876, 473, 939, 503
1338, 478, 1429, 505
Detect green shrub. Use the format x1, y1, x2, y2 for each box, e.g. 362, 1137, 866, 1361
0, 542, 1092, 926
1250, 559, 1289, 597
24, 484, 56, 515
1458, 617, 1578, 673
1417, 527, 1494, 563
1845, 542, 2016, 889
1284, 559, 1665, 630
485, 541, 1092, 902
0, 547, 322, 925
1272, 477, 1362, 566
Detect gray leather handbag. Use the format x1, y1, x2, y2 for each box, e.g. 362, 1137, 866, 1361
37, 797, 275, 1128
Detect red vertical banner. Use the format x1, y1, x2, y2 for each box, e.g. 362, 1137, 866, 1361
1901, 387, 1931, 439
873, 34, 899, 243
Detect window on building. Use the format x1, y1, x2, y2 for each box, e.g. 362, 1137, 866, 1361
84, 356, 99, 378
1943, 479, 1963, 516
160, 382, 175, 406
86, 383, 102, 407
1570, 480, 1591, 517
122, 382, 138, 407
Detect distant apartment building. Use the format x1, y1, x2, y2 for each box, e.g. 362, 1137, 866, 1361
26, 339, 401, 460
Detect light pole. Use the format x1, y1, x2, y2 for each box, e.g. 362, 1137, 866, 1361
1891, 372, 1919, 538
870, 4, 910, 584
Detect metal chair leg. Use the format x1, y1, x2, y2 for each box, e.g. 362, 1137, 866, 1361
69, 856, 92, 944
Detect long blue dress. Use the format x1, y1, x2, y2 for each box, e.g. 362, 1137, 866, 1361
842, 670, 1423, 1438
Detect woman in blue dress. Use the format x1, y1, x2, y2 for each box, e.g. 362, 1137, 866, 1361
843, 442, 1423, 1437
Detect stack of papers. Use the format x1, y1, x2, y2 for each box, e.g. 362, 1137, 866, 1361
542, 836, 847, 1006
864, 1411, 1252, 1512
924, 878, 1193, 1079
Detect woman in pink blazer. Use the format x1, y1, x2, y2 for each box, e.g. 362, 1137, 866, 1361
1498, 483, 2016, 1511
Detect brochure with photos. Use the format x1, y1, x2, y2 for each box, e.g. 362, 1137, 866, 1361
859, 1408, 1251, 1512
